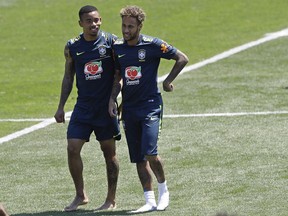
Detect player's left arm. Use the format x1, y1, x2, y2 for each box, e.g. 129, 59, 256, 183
163, 50, 189, 92
109, 69, 123, 117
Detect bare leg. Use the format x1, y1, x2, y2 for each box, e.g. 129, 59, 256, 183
0, 203, 9, 216
64, 138, 89, 212
145, 155, 165, 183
95, 139, 119, 211
136, 160, 153, 191
129, 161, 157, 213
146, 155, 169, 211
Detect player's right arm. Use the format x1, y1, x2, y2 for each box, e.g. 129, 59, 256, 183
163, 49, 189, 92
109, 69, 122, 117
54, 45, 75, 123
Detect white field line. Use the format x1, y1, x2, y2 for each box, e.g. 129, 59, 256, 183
163, 111, 288, 118
0, 119, 49, 122
0, 111, 72, 144
158, 28, 288, 82
0, 118, 55, 144
1, 110, 287, 122
1, 28, 288, 145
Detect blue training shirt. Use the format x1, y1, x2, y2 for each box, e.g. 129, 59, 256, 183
67, 30, 117, 110
113, 34, 177, 108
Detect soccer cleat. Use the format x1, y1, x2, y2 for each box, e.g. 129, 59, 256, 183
157, 191, 169, 211
129, 203, 157, 213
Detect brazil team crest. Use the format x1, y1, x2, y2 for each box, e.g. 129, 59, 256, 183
138, 49, 146, 61
98, 45, 107, 56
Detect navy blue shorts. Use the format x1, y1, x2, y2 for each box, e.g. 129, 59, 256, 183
122, 103, 163, 163
67, 105, 121, 142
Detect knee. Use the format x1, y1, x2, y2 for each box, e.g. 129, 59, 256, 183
145, 155, 159, 162
100, 140, 116, 159
67, 139, 83, 155
103, 150, 117, 161
67, 145, 78, 155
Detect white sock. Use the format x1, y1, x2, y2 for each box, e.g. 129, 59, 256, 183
158, 180, 168, 194
144, 191, 156, 206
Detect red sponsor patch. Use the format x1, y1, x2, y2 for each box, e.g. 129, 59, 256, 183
125, 66, 142, 80
84, 61, 103, 75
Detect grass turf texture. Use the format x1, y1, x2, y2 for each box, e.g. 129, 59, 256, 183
1, 0, 288, 215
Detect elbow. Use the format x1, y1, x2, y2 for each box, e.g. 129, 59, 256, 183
182, 54, 189, 66
184, 55, 189, 65
177, 50, 189, 65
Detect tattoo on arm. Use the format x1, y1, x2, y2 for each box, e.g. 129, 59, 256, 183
110, 70, 122, 101
58, 45, 75, 109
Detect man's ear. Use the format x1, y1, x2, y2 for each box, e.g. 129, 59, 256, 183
139, 23, 143, 30
78, 20, 83, 27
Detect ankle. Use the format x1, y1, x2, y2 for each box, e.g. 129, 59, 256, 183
105, 199, 116, 206
158, 180, 168, 193
144, 191, 156, 206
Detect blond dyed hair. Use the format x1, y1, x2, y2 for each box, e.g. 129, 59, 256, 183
120, 5, 146, 24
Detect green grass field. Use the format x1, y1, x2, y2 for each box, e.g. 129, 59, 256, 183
1, 0, 288, 215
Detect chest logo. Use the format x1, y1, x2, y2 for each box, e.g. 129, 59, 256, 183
76, 51, 85, 56
125, 66, 142, 86
138, 49, 146, 61
118, 54, 126, 58
98, 45, 107, 56
84, 61, 103, 80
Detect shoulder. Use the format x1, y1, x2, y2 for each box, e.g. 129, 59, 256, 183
67, 34, 82, 47
67, 34, 82, 45
141, 34, 155, 43
114, 38, 125, 45
150, 36, 176, 53
99, 30, 118, 43
140, 34, 167, 47
142, 35, 165, 46
141, 34, 177, 55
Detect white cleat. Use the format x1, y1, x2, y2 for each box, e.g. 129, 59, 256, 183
157, 191, 169, 211
129, 204, 157, 213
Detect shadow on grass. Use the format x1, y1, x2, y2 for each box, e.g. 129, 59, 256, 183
12, 209, 137, 216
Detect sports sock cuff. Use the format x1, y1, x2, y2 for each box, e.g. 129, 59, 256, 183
144, 191, 155, 198
144, 191, 156, 205
158, 180, 168, 192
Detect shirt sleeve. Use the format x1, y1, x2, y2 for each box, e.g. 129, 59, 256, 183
152, 37, 177, 59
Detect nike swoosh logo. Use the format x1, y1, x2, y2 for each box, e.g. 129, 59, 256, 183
118, 54, 126, 58
76, 51, 85, 56
150, 116, 158, 121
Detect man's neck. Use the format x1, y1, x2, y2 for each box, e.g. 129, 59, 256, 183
83, 31, 99, 41
127, 34, 140, 46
